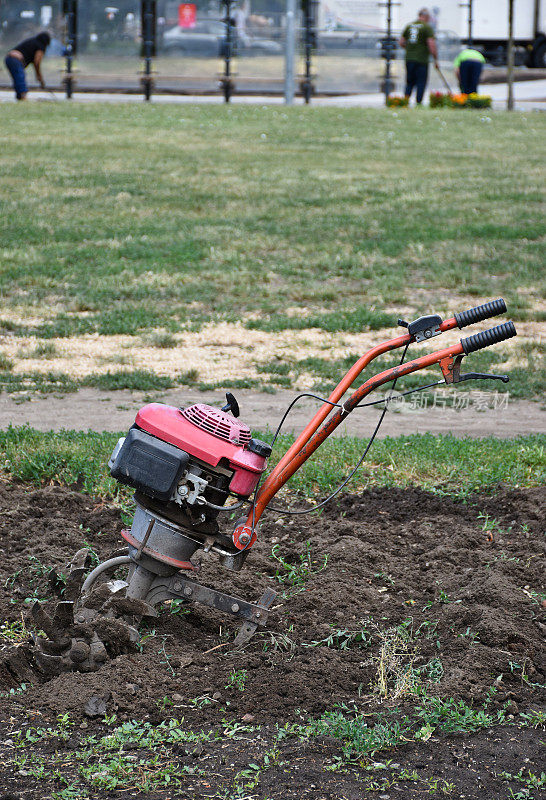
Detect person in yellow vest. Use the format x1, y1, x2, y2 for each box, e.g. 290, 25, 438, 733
454, 48, 486, 94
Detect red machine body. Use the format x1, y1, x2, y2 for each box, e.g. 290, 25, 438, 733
135, 403, 268, 497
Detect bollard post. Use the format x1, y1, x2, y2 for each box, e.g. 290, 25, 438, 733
507, 0, 514, 110
301, 0, 318, 104
62, 0, 77, 99
285, 0, 296, 105
141, 0, 157, 102
220, 0, 235, 102
378, 0, 400, 104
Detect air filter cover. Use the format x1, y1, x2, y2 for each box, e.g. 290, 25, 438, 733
181, 404, 252, 446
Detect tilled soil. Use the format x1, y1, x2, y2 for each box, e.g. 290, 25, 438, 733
0, 481, 544, 799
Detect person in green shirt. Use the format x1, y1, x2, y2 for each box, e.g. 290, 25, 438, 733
454, 48, 486, 94
399, 8, 438, 104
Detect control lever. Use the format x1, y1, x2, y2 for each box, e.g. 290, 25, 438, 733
458, 372, 509, 384
439, 354, 509, 385
398, 314, 443, 342
222, 392, 240, 418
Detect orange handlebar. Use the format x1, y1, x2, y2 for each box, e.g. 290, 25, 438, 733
245, 340, 463, 530
267, 316, 457, 487
232, 301, 510, 547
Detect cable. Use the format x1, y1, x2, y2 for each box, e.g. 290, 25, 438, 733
269, 381, 442, 451
266, 343, 411, 516
270, 392, 342, 448
355, 380, 442, 408
203, 498, 244, 512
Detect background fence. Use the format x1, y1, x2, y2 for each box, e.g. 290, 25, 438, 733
0, 0, 463, 98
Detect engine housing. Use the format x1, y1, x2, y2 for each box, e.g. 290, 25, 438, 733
108, 402, 271, 571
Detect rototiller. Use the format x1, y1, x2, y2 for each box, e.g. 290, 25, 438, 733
32, 299, 516, 673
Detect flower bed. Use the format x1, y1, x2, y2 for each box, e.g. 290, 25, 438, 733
429, 91, 450, 108
465, 92, 493, 108
386, 95, 409, 107
429, 91, 492, 109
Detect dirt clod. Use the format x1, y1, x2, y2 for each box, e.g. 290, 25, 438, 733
83, 695, 108, 718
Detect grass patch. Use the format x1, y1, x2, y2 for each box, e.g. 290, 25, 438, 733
29, 341, 58, 359
247, 307, 394, 333
0, 104, 544, 339
0, 426, 125, 500
3, 694, 540, 798
0, 369, 175, 395
142, 332, 178, 349
0, 371, 79, 395
269, 432, 545, 497
308, 693, 510, 759
0, 353, 14, 371
81, 370, 177, 392
0, 426, 543, 501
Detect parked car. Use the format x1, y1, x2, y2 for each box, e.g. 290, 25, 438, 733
162, 20, 281, 57
317, 30, 379, 51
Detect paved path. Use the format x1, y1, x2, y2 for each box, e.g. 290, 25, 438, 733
0, 388, 543, 438
1, 79, 545, 110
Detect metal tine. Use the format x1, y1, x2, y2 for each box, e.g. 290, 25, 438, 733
31, 601, 57, 640
233, 587, 278, 648
62, 548, 93, 600
258, 587, 277, 608
52, 600, 76, 631
233, 621, 257, 648
69, 548, 93, 571
63, 568, 88, 601
109, 596, 158, 618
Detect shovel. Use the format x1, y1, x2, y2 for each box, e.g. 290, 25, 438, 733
435, 64, 453, 95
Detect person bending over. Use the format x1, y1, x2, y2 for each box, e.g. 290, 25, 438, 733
5, 31, 51, 100
454, 47, 486, 94
399, 8, 438, 105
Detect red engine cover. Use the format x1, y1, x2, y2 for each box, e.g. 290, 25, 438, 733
134, 403, 267, 497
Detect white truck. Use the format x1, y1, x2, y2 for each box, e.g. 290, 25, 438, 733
320, 0, 546, 66
394, 0, 546, 67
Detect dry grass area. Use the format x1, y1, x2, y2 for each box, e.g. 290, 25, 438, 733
3, 322, 376, 385
2, 317, 543, 390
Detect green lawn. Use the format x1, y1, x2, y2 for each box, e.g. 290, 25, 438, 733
0, 104, 544, 395
0, 426, 543, 502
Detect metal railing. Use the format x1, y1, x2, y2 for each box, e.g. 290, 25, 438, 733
0, 1, 461, 102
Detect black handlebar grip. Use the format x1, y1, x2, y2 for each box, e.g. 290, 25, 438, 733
461, 321, 517, 355
455, 298, 507, 329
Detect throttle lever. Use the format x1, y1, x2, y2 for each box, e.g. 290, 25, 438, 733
398, 314, 442, 342
458, 372, 509, 384
440, 354, 509, 385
